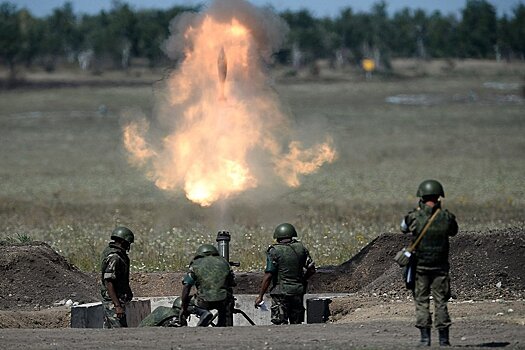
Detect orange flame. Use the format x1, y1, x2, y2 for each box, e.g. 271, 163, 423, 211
275, 138, 337, 187
123, 12, 336, 207
123, 120, 156, 165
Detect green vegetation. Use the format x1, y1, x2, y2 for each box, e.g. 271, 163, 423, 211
1, 0, 525, 84
0, 232, 33, 244
0, 60, 523, 272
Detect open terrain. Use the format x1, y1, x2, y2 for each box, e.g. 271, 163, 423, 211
0, 59, 524, 348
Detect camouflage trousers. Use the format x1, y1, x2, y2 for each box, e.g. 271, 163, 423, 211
270, 294, 305, 325
413, 269, 451, 330
103, 301, 128, 328
194, 298, 231, 327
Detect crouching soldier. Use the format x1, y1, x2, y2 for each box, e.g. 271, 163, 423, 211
100, 226, 135, 328
255, 223, 316, 324
180, 244, 236, 327
139, 297, 184, 327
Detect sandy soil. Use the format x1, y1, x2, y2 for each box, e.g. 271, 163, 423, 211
0, 300, 523, 349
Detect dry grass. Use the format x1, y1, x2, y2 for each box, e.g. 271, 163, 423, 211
0, 60, 524, 272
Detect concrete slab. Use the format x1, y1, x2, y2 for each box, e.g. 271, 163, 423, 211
71, 299, 151, 328
70, 302, 104, 328
148, 293, 350, 326
72, 294, 349, 327
126, 299, 151, 327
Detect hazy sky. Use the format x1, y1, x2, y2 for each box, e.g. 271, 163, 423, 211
13, 0, 524, 18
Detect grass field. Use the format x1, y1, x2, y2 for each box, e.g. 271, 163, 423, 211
0, 59, 524, 271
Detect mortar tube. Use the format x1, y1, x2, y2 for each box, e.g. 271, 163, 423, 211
216, 230, 231, 263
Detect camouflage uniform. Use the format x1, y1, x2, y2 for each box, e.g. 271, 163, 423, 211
139, 298, 185, 327
100, 243, 133, 328
265, 239, 315, 324
401, 200, 458, 330
182, 254, 235, 327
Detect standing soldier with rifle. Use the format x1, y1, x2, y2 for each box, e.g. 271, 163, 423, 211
100, 226, 135, 328
180, 244, 236, 327
400, 180, 458, 346
254, 223, 316, 325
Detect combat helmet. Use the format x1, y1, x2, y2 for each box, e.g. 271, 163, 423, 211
195, 244, 219, 258
417, 179, 445, 198
273, 223, 298, 239
172, 297, 182, 310
111, 226, 135, 244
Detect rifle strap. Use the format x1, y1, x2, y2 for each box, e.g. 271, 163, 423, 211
407, 208, 441, 252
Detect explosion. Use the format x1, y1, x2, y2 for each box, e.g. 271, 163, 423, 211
123, 0, 336, 207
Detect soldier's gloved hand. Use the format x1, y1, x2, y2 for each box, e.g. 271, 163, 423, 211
115, 305, 125, 319
254, 295, 263, 308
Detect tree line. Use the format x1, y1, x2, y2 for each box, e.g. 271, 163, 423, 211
1, 0, 524, 80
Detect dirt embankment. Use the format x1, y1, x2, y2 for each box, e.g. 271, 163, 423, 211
310, 227, 525, 300
0, 242, 98, 310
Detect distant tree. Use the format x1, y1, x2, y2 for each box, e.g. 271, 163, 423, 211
0, 2, 22, 82
135, 9, 167, 66
390, 8, 417, 57
497, 15, 513, 60
41, 2, 80, 69
317, 16, 340, 59
79, 12, 110, 59
426, 12, 459, 58
281, 9, 325, 64
459, 0, 497, 58
18, 9, 46, 67
107, 1, 137, 69
367, 1, 393, 69
509, 4, 525, 59
334, 7, 365, 61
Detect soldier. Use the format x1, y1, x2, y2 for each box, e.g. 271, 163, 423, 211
139, 297, 184, 327
400, 180, 458, 346
100, 226, 135, 328
180, 244, 236, 327
254, 223, 316, 325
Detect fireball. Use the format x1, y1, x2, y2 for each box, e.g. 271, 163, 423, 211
123, 0, 336, 206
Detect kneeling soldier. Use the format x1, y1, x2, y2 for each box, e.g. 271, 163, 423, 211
180, 244, 236, 327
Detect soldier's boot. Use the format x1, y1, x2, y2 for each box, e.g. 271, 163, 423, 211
439, 327, 451, 346
418, 328, 431, 346
194, 307, 214, 327
197, 311, 214, 327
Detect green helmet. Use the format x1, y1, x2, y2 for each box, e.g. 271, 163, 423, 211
273, 223, 297, 239
111, 226, 135, 244
416, 179, 445, 198
172, 297, 182, 310
195, 244, 219, 258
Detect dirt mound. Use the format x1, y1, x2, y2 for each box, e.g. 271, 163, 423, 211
310, 227, 525, 299
308, 233, 411, 293
0, 242, 98, 310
